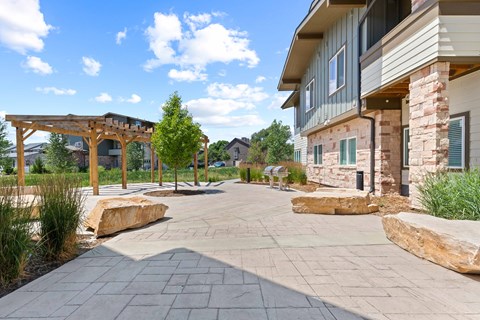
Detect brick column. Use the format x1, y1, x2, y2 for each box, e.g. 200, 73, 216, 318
375, 110, 402, 195
409, 62, 450, 208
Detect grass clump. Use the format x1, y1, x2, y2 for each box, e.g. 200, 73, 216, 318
418, 169, 480, 220
37, 175, 85, 260
239, 161, 307, 185
0, 178, 33, 286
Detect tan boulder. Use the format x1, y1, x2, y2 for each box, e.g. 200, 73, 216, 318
383, 212, 480, 274
85, 197, 168, 237
292, 188, 379, 215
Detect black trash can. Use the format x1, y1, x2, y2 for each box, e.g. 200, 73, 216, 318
356, 171, 364, 191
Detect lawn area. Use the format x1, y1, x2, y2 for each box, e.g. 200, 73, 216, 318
21, 167, 239, 187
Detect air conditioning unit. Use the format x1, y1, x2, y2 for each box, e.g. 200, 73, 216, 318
74, 141, 83, 148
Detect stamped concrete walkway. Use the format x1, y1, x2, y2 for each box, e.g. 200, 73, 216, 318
1, 181, 480, 320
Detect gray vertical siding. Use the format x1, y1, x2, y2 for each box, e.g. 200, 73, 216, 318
300, 8, 363, 133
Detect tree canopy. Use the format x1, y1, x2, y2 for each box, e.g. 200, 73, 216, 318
249, 120, 293, 164
127, 141, 144, 171
45, 133, 76, 173
208, 140, 230, 163
151, 92, 203, 191
0, 117, 10, 170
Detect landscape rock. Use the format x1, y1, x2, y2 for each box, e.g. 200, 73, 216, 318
291, 188, 379, 215
85, 197, 168, 237
383, 212, 480, 274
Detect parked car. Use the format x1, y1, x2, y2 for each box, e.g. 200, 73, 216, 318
213, 161, 225, 167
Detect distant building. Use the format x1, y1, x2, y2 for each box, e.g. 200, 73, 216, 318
6, 142, 47, 173
225, 137, 250, 167
66, 112, 156, 169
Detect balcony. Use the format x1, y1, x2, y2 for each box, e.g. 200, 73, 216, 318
108, 149, 121, 156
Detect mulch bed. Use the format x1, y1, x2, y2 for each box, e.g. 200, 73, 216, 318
144, 190, 206, 197
0, 235, 111, 299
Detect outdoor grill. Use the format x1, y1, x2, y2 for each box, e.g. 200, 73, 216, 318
264, 166, 276, 188
264, 166, 289, 190
273, 166, 289, 190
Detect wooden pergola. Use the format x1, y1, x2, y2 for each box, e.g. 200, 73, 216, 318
6, 114, 209, 195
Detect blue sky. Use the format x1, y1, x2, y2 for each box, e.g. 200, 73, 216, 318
0, 0, 311, 144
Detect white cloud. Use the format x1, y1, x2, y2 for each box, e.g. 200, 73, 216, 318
116, 27, 127, 45
184, 12, 211, 31
127, 94, 141, 104
144, 11, 259, 80
82, 56, 101, 76
267, 93, 291, 110
193, 115, 264, 128
36, 86, 76, 95
255, 76, 266, 83
168, 68, 207, 82
185, 98, 255, 117
144, 12, 182, 70
95, 92, 112, 103
0, 0, 52, 54
207, 83, 268, 102
22, 56, 52, 74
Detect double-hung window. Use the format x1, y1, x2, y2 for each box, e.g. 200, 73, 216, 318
339, 137, 356, 165
403, 127, 410, 167
329, 46, 345, 95
313, 145, 323, 165
305, 78, 315, 112
294, 149, 301, 163
448, 116, 466, 169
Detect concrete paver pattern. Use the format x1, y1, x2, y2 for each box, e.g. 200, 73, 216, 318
1, 181, 480, 319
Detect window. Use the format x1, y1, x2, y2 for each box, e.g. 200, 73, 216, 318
294, 149, 301, 163
448, 116, 466, 169
403, 127, 410, 167
340, 137, 356, 165
313, 145, 322, 165
329, 47, 345, 95
305, 78, 315, 112
234, 147, 240, 160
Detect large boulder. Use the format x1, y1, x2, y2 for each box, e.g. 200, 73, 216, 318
383, 212, 480, 274
85, 197, 168, 237
292, 188, 379, 215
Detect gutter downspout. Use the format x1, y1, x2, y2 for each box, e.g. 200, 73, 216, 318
357, 4, 376, 194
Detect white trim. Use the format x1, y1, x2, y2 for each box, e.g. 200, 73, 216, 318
329, 45, 346, 96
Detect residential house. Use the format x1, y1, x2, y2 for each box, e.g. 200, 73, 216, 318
67, 112, 156, 169
6, 142, 47, 173
225, 138, 250, 167
279, 0, 480, 207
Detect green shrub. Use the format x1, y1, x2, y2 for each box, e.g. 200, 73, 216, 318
37, 175, 85, 260
31, 157, 47, 174
418, 169, 480, 220
239, 161, 306, 184
0, 178, 33, 286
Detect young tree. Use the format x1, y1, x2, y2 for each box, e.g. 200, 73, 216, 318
246, 141, 266, 163
31, 157, 47, 174
45, 133, 76, 173
250, 120, 293, 164
127, 142, 144, 171
151, 92, 202, 191
208, 140, 231, 163
0, 117, 10, 169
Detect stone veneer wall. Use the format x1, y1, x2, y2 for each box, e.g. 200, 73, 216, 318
409, 62, 450, 208
306, 110, 401, 195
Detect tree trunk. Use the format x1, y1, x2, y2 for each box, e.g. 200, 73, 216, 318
174, 167, 178, 192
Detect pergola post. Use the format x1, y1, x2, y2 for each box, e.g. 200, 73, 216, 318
193, 152, 199, 186
158, 157, 163, 186
90, 127, 99, 195
119, 137, 127, 190
15, 127, 25, 187
204, 139, 208, 182
150, 143, 155, 183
